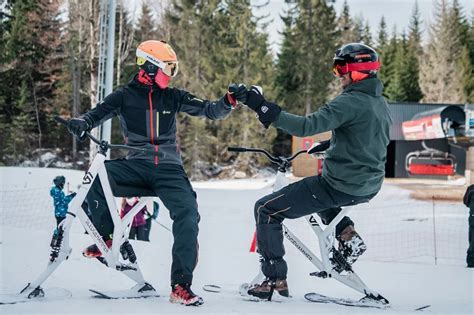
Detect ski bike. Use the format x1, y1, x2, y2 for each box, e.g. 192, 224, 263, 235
227, 143, 391, 308
1, 117, 160, 304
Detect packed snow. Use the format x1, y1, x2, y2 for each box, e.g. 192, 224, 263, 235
0, 167, 472, 314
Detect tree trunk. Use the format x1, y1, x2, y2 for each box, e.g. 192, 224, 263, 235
88, 0, 99, 162
304, 2, 313, 115
29, 72, 42, 149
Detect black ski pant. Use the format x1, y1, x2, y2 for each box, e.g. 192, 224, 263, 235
83, 159, 199, 285
129, 225, 146, 241
55, 216, 65, 228
468, 204, 474, 266
254, 175, 375, 280
143, 218, 152, 241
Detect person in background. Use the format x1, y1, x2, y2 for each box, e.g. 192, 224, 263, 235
463, 185, 474, 268
144, 200, 160, 241
120, 197, 147, 241
49, 175, 76, 254
50, 175, 76, 231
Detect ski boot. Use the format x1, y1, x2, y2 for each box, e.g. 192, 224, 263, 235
247, 278, 289, 301
82, 239, 113, 258
170, 283, 203, 306
332, 225, 367, 272
83, 240, 136, 262
49, 228, 64, 262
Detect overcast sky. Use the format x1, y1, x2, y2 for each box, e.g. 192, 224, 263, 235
252, 0, 474, 53
125, 0, 473, 53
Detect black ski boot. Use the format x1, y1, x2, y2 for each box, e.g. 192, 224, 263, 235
334, 225, 367, 271
120, 241, 137, 263
49, 228, 64, 262
247, 279, 289, 301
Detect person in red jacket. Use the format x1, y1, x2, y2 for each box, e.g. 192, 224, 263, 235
120, 197, 147, 241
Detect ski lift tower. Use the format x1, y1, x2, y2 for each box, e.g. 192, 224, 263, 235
91, 0, 116, 159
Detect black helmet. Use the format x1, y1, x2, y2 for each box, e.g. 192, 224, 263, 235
53, 176, 65, 188
333, 43, 380, 81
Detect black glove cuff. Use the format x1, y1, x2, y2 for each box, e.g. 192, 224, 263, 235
79, 115, 93, 130
258, 101, 281, 128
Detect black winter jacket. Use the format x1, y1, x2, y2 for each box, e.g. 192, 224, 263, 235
82, 75, 232, 165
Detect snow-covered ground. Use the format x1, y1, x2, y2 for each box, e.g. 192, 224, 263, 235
0, 167, 472, 314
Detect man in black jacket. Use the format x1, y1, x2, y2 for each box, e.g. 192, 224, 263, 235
67, 40, 247, 306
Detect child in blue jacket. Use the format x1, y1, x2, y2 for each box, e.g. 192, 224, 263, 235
50, 176, 76, 229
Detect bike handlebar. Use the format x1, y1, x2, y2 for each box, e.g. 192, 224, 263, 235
54, 116, 160, 156
228, 147, 283, 163
227, 146, 312, 166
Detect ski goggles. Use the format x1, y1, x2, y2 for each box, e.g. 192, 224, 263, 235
136, 51, 179, 77
332, 60, 380, 77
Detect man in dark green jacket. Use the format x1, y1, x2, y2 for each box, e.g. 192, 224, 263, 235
241, 43, 392, 300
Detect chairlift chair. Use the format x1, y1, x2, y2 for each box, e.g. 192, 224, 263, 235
405, 141, 456, 176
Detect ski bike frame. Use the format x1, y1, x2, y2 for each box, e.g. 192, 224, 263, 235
228, 145, 388, 304
18, 117, 157, 298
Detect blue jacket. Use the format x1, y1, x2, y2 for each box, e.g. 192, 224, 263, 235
50, 186, 75, 218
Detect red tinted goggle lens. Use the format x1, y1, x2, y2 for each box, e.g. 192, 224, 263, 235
333, 61, 348, 76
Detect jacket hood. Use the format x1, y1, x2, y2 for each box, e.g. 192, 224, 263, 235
343, 77, 383, 97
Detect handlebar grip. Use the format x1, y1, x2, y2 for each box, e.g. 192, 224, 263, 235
307, 140, 330, 154
54, 116, 68, 126
227, 147, 248, 152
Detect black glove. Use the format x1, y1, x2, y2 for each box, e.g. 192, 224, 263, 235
226, 83, 248, 107
70, 192, 77, 198
67, 118, 90, 142
244, 86, 281, 128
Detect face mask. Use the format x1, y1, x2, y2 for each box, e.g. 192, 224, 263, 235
154, 69, 171, 89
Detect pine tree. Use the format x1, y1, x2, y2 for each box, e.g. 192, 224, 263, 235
0, 0, 64, 164
464, 15, 474, 102
385, 32, 407, 101
115, 0, 135, 87
288, 0, 339, 115
165, 0, 276, 176
134, 3, 157, 45
450, 0, 473, 102
352, 15, 365, 43
404, 1, 423, 101
362, 19, 372, 46
336, 0, 356, 44
376, 16, 388, 49
379, 26, 398, 98
419, 0, 465, 103
275, 2, 301, 111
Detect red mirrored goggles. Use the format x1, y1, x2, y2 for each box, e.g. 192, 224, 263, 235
332, 61, 381, 76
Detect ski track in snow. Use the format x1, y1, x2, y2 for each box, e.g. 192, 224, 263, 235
0, 167, 472, 314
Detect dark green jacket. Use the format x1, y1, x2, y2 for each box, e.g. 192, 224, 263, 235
274, 78, 392, 196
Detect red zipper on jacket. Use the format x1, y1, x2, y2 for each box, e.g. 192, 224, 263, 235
148, 88, 159, 165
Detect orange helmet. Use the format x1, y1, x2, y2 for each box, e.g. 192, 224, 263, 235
136, 40, 179, 77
